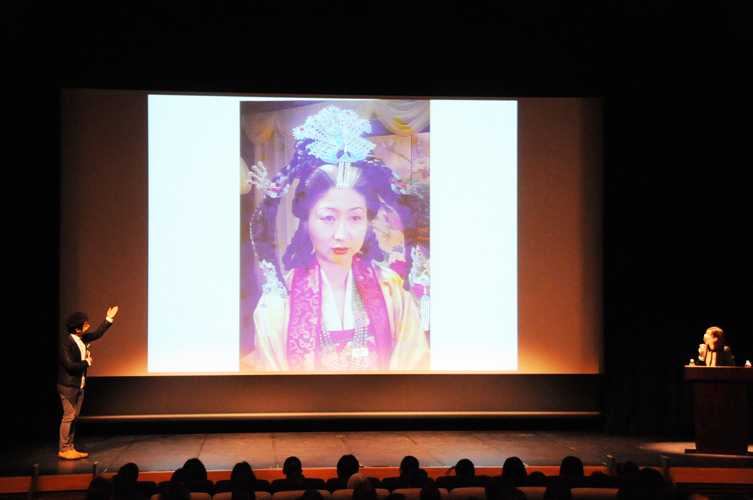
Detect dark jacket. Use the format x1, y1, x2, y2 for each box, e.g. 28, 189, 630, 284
57, 319, 112, 402
699, 345, 735, 366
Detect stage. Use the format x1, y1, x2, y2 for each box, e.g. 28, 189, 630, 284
3, 429, 752, 479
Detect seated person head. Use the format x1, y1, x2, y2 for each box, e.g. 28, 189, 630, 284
559, 456, 584, 476
348, 473, 370, 489
182, 458, 208, 483
299, 490, 325, 500
231, 461, 256, 483
485, 476, 513, 500
638, 468, 665, 489
353, 481, 378, 500
502, 457, 527, 478
406, 468, 431, 488
118, 462, 139, 482
283, 456, 303, 477
399, 456, 420, 477
455, 459, 475, 477
159, 481, 190, 500
544, 485, 572, 500
420, 484, 442, 500
338, 455, 360, 479
87, 476, 114, 500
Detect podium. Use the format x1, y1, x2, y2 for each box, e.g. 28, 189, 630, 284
684, 366, 753, 455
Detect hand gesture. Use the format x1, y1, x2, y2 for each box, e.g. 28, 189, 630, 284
87, 354, 93, 366
107, 306, 119, 320
698, 343, 707, 360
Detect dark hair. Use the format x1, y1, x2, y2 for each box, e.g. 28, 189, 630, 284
706, 326, 726, 348
67, 312, 89, 333
638, 468, 666, 489
231, 462, 256, 482
283, 456, 303, 476
615, 461, 639, 476
485, 476, 513, 500
182, 458, 207, 483
87, 476, 113, 500
159, 481, 190, 500
299, 490, 325, 500
337, 454, 360, 479
502, 457, 527, 478
544, 485, 572, 500
251, 136, 429, 291
399, 455, 420, 476
420, 484, 442, 500
353, 481, 378, 500
231, 461, 256, 495
559, 456, 584, 477
455, 458, 475, 477
406, 468, 431, 488
118, 462, 139, 482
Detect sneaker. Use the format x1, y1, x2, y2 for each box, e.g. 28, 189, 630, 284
58, 450, 81, 460
72, 450, 89, 458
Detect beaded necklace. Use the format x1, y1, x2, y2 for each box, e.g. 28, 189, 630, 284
319, 274, 370, 370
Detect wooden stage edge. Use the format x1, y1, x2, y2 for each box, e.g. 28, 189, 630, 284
79, 411, 602, 422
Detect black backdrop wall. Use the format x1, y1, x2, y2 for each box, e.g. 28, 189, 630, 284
4, 2, 752, 444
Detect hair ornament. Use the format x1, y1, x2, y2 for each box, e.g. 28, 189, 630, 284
248, 161, 270, 190
409, 246, 430, 332
292, 105, 376, 164
259, 259, 288, 298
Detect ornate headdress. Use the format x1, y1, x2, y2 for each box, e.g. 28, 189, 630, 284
248, 105, 429, 300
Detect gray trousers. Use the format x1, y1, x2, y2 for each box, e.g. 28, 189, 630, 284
59, 389, 84, 452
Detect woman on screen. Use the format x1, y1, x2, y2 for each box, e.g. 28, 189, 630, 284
249, 106, 429, 371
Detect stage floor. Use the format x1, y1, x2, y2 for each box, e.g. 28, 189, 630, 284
2, 430, 752, 479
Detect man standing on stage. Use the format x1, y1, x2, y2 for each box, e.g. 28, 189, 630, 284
58, 306, 118, 460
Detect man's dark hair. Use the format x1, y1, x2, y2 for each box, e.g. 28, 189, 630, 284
283, 456, 303, 476
420, 484, 441, 500
159, 481, 190, 500
118, 462, 139, 482
502, 457, 527, 478
406, 468, 431, 488
337, 454, 360, 479
67, 312, 89, 333
182, 458, 208, 482
455, 459, 475, 477
485, 476, 513, 500
544, 485, 572, 500
399, 456, 419, 477
87, 476, 114, 500
559, 456, 584, 477
352, 482, 378, 500
231, 461, 256, 482
299, 490, 325, 500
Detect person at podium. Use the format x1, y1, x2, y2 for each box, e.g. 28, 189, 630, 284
698, 326, 736, 366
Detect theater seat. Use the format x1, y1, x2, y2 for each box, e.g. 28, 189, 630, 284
519, 487, 547, 500
272, 490, 332, 500
449, 487, 485, 500
571, 488, 619, 500
213, 493, 272, 500
150, 494, 211, 500
393, 488, 450, 500
332, 488, 391, 500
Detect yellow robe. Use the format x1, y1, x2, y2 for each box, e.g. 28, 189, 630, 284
254, 265, 429, 371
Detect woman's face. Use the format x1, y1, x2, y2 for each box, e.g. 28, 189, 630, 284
308, 187, 368, 266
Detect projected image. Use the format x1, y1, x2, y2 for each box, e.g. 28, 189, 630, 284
240, 101, 431, 372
